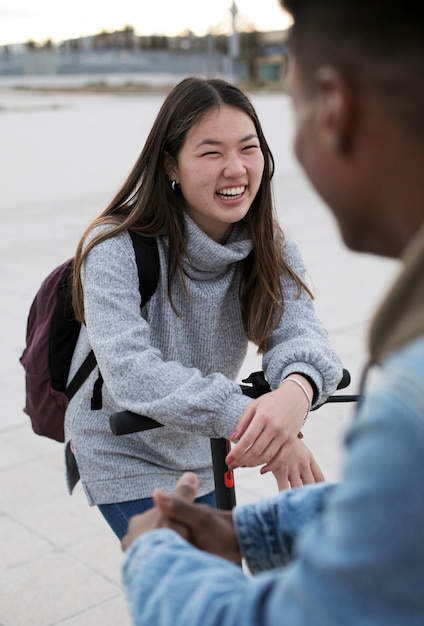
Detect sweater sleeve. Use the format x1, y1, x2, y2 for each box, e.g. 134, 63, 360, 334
262, 231, 343, 404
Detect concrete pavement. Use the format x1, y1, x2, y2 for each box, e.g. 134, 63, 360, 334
0, 83, 399, 625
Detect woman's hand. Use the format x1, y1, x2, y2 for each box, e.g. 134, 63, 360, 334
272, 437, 325, 490
226, 375, 324, 489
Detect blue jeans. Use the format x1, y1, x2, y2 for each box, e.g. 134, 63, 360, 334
99, 491, 217, 540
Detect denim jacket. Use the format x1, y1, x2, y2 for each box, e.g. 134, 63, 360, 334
122, 226, 424, 626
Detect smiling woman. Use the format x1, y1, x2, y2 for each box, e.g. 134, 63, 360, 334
64, 75, 342, 540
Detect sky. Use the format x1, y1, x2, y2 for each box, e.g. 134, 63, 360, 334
0, 0, 292, 46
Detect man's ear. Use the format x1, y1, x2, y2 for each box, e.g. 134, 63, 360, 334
315, 66, 356, 154
163, 152, 178, 180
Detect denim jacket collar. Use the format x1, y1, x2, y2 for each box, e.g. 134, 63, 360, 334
369, 221, 424, 364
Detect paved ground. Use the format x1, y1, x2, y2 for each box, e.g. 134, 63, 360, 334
0, 85, 399, 625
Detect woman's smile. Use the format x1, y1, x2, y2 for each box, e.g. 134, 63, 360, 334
216, 186, 247, 202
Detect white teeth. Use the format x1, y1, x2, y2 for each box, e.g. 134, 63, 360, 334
217, 186, 245, 197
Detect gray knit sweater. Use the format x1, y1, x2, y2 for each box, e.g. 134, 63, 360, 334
65, 215, 342, 505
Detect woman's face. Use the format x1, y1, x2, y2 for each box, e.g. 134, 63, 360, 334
168, 104, 265, 243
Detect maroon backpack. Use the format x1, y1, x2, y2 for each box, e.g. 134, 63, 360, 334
19, 233, 159, 442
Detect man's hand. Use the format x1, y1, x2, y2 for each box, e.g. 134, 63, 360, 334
122, 472, 242, 564
121, 473, 198, 551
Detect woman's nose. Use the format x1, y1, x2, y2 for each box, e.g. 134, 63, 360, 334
223, 155, 247, 178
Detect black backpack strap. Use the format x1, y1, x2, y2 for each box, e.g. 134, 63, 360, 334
90, 371, 104, 410
65, 350, 97, 400
66, 232, 159, 408
129, 231, 160, 308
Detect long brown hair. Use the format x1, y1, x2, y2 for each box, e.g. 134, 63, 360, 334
72, 76, 312, 352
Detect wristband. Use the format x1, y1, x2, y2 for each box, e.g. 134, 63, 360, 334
282, 376, 312, 425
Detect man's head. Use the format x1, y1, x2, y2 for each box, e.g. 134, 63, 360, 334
280, 0, 424, 257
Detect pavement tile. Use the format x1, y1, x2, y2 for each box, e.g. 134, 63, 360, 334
10, 490, 109, 549
0, 552, 121, 626
68, 532, 126, 586
0, 516, 53, 572
59, 596, 132, 626
0, 456, 65, 515
0, 425, 58, 470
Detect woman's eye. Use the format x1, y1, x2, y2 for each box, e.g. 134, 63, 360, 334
243, 144, 259, 151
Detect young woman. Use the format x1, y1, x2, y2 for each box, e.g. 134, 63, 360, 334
66, 76, 343, 539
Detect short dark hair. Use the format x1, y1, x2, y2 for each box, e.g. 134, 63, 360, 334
280, 0, 424, 140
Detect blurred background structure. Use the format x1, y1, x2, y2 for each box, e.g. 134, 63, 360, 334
0, 1, 289, 88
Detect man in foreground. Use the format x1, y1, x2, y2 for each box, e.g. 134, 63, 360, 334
121, 1, 424, 623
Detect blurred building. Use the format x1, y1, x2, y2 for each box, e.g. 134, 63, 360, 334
0, 27, 288, 85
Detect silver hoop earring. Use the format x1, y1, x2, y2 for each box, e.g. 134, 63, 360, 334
171, 180, 180, 192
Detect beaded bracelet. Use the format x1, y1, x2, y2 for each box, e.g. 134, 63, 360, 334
282, 376, 312, 426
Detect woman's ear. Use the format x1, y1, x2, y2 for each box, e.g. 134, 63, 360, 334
315, 66, 356, 154
163, 152, 178, 181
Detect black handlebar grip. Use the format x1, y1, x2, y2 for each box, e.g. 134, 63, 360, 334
110, 411, 163, 435
337, 368, 351, 390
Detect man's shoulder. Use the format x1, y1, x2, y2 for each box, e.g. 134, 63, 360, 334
363, 335, 424, 430
383, 335, 424, 384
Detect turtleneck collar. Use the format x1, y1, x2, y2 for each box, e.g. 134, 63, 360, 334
181, 213, 253, 281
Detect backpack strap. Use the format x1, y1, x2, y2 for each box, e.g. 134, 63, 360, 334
65, 350, 97, 401
129, 231, 160, 308
65, 232, 159, 406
